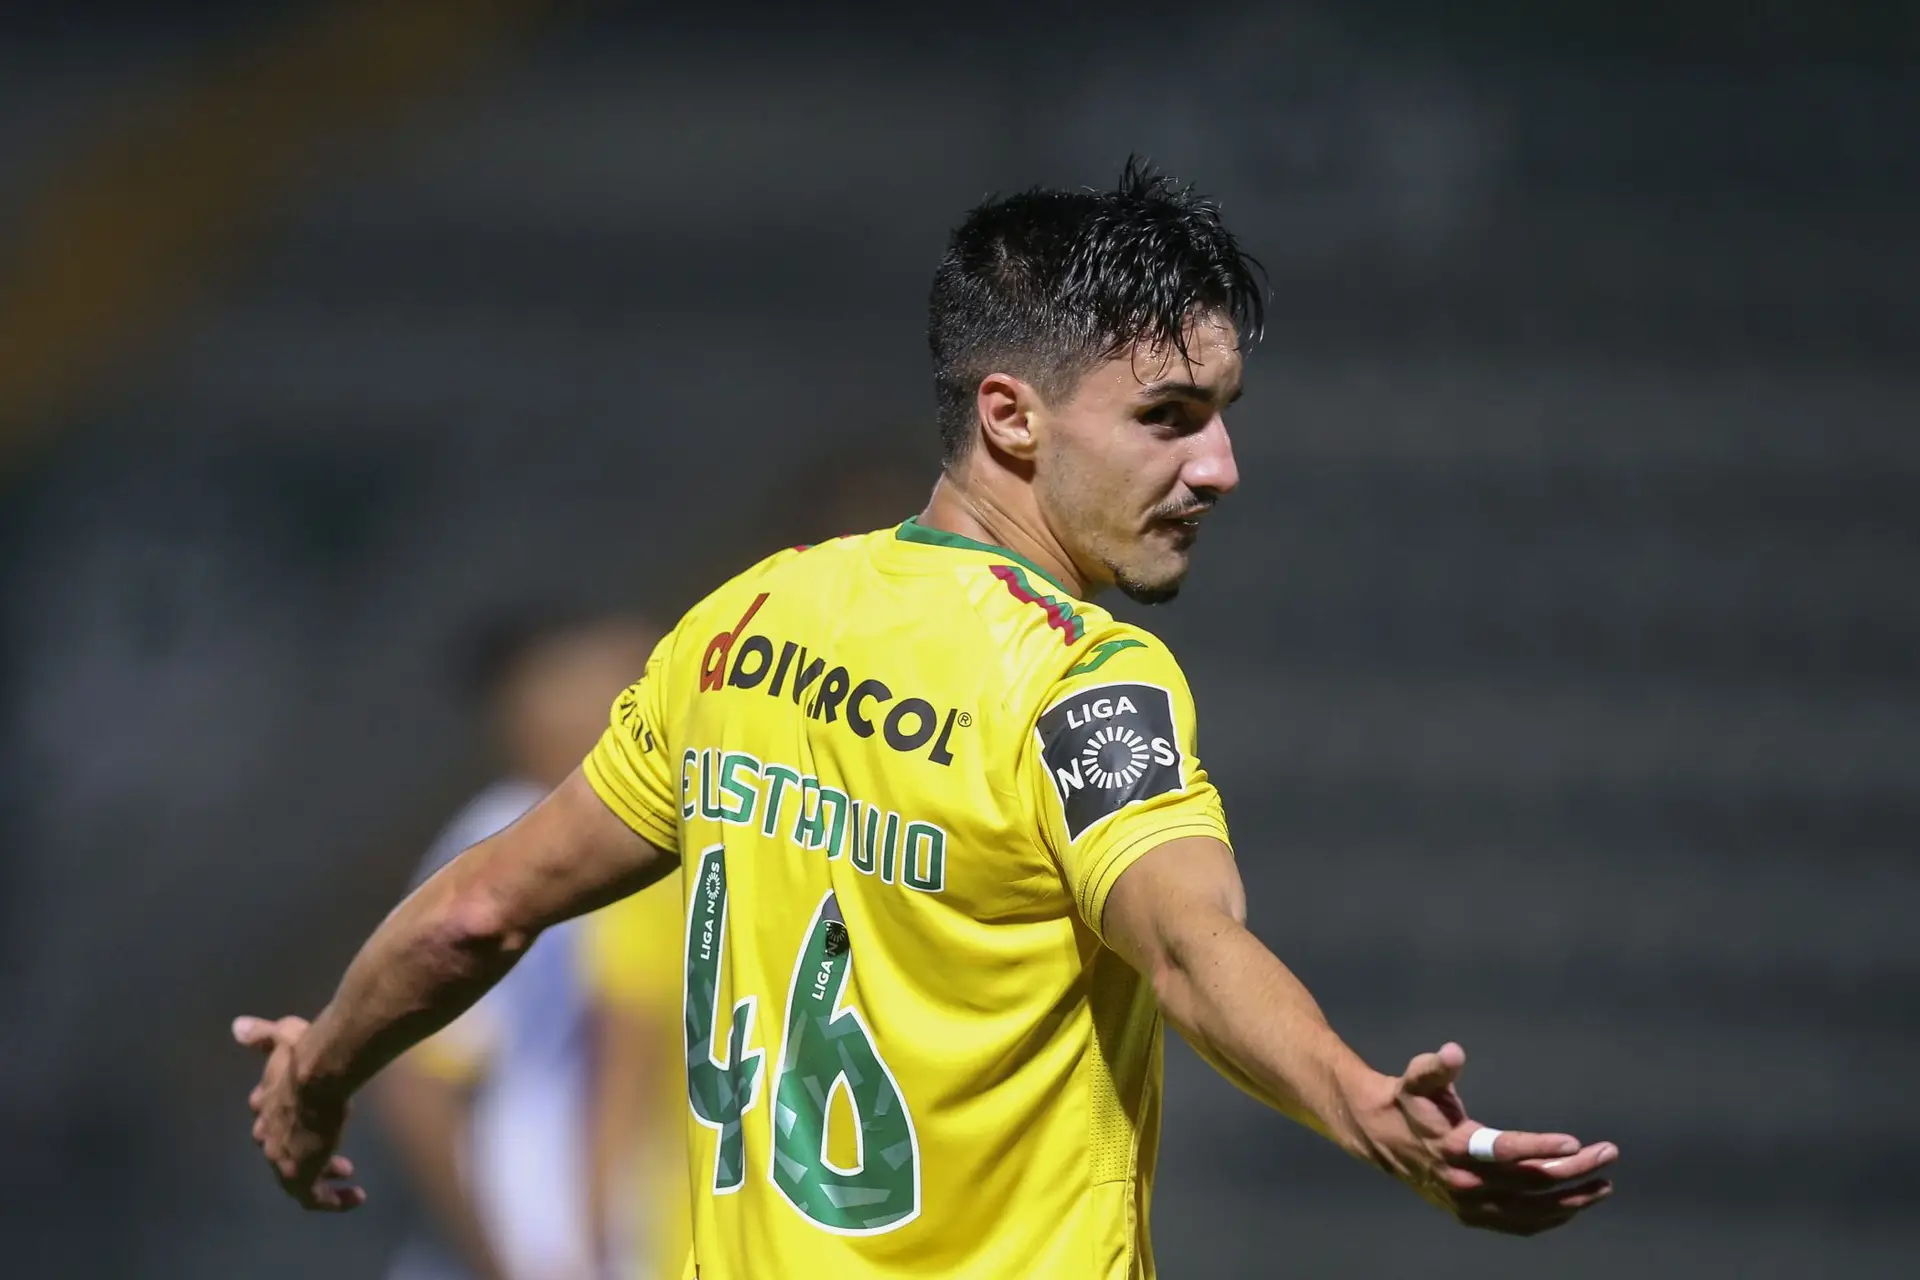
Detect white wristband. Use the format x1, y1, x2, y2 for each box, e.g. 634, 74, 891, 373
1467, 1127, 1504, 1161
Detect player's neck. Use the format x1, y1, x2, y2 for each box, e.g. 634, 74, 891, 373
918, 472, 1090, 599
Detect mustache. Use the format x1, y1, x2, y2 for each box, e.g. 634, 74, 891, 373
1149, 498, 1216, 522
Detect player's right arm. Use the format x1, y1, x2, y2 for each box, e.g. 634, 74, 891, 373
237, 629, 689, 1213
235, 769, 676, 1209
1102, 837, 1618, 1236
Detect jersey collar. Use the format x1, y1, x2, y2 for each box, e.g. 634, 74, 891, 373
894, 517, 1077, 598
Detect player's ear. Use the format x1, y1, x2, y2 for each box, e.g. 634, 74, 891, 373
976, 373, 1041, 462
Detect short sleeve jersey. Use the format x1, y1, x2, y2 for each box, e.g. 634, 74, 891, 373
584, 519, 1231, 1280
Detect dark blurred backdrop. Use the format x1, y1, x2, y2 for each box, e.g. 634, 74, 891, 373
2, 2, 1916, 1276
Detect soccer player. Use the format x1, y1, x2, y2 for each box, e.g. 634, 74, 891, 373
237, 163, 1618, 1277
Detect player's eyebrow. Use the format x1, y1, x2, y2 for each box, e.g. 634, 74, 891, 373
1137, 379, 1245, 407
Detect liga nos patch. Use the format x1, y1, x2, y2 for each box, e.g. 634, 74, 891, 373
1037, 681, 1184, 840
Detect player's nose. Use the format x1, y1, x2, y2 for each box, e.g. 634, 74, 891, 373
1183, 416, 1239, 499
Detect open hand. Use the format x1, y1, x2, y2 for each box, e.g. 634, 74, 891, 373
234, 1015, 366, 1212
1373, 1041, 1616, 1236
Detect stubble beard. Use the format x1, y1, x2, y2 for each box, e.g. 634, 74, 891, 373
1112, 556, 1186, 605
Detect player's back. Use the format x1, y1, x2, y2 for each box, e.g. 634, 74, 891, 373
586, 521, 1231, 1279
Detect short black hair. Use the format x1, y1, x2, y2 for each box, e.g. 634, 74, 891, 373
928, 158, 1265, 461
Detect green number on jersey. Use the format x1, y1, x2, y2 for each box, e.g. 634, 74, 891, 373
684, 846, 765, 1193
769, 893, 920, 1233
680, 851, 921, 1233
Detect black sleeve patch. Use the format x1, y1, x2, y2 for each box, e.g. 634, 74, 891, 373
1036, 681, 1185, 841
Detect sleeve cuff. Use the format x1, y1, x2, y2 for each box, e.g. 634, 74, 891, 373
583, 750, 680, 852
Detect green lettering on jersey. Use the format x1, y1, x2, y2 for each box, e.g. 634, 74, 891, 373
878, 811, 901, 884
760, 765, 801, 839
813, 787, 850, 858
1066, 637, 1146, 676
792, 780, 850, 858
697, 749, 727, 822
901, 822, 945, 893
717, 752, 760, 826
789, 776, 822, 847
679, 749, 698, 819
850, 802, 878, 875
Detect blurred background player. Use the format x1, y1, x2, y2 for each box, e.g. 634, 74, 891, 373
377, 607, 669, 1280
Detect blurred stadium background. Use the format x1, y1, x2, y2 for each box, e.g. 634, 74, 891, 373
2, 1, 1916, 1276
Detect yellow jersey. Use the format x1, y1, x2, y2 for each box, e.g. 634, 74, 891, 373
584, 518, 1232, 1279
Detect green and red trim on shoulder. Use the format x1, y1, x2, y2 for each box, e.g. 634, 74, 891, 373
990, 563, 1085, 645
789, 532, 867, 554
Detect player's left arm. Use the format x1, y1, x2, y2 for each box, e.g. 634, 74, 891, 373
1032, 628, 1616, 1236
1102, 836, 1618, 1236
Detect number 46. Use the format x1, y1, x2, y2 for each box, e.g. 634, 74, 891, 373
682, 846, 921, 1234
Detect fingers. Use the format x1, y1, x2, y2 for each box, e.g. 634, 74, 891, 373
280, 1170, 367, 1212
1401, 1042, 1467, 1097
264, 1151, 366, 1212
1518, 1140, 1620, 1185
1461, 1178, 1613, 1235
303, 1179, 368, 1213
1457, 1166, 1616, 1204
1457, 1135, 1619, 1190
232, 1016, 277, 1051
1446, 1139, 1618, 1237
233, 1015, 309, 1053
1540, 1177, 1612, 1210
1454, 1127, 1580, 1164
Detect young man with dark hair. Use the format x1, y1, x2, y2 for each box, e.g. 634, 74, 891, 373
238, 164, 1616, 1277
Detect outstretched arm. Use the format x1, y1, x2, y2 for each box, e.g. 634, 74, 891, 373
1102, 835, 1617, 1236
236, 767, 676, 1211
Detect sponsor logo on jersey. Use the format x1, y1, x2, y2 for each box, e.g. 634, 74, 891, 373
699, 600, 963, 766
1036, 681, 1183, 840
1065, 636, 1146, 676
699, 592, 769, 692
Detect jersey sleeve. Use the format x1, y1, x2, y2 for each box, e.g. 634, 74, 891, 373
1024, 627, 1231, 937
583, 626, 682, 852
